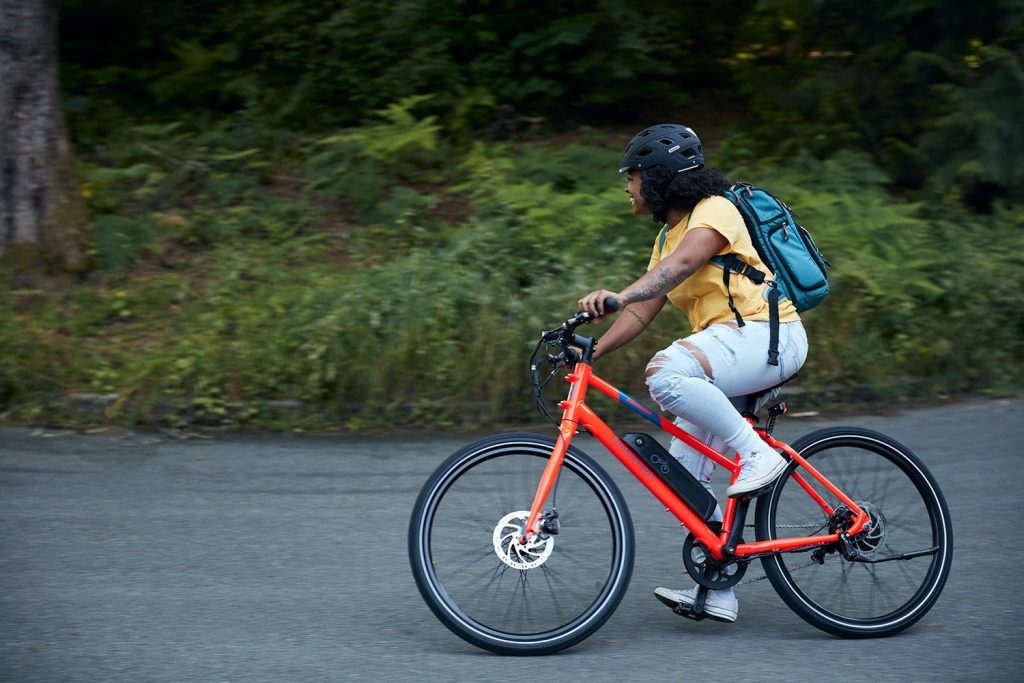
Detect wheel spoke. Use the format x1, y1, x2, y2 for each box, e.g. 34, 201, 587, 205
758, 428, 951, 637
409, 437, 634, 653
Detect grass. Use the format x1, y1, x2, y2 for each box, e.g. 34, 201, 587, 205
2, 119, 1022, 430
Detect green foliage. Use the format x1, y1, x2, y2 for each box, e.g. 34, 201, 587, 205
75, 114, 327, 269
730, 0, 1024, 206
728, 151, 1024, 397
59, 0, 740, 136
921, 40, 1024, 202
59, 0, 1022, 211
307, 96, 445, 226
0, 302, 65, 413
6, 128, 1022, 428
91, 215, 159, 269
8, 0, 1014, 429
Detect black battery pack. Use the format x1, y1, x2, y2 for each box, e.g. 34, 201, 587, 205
620, 432, 718, 521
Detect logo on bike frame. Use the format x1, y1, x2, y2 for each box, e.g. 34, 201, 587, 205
618, 391, 660, 426
648, 452, 672, 475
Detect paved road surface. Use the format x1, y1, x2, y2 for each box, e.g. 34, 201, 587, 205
1, 398, 1022, 682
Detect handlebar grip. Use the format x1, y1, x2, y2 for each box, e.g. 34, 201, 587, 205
603, 296, 620, 314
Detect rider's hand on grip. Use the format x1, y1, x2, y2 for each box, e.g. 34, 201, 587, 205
577, 290, 620, 319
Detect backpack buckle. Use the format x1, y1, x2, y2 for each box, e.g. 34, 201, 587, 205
741, 264, 765, 284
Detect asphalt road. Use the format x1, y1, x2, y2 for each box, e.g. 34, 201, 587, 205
1, 397, 1022, 682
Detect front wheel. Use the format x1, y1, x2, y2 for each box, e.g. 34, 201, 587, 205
755, 427, 953, 638
409, 433, 635, 655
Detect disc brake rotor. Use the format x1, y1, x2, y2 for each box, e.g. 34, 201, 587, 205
493, 510, 555, 570
851, 501, 887, 555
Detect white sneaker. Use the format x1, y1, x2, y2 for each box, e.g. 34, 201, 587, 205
726, 447, 787, 498
654, 586, 738, 623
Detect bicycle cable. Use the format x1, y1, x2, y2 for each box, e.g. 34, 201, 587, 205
529, 338, 564, 426
529, 315, 589, 427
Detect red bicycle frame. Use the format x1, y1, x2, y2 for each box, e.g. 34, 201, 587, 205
524, 361, 868, 562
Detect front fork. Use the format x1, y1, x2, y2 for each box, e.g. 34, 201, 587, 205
520, 365, 591, 542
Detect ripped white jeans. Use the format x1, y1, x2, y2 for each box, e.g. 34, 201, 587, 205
644, 320, 808, 522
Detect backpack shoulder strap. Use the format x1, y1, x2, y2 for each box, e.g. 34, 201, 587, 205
711, 253, 780, 366
765, 285, 781, 366
713, 253, 767, 285
656, 224, 671, 255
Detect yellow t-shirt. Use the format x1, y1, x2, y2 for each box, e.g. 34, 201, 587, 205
647, 195, 800, 331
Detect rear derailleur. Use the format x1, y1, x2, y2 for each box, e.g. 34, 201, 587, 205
812, 505, 870, 563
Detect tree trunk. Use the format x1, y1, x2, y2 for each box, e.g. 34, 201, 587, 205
0, 0, 89, 271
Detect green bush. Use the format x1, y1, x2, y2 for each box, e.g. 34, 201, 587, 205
728, 151, 1024, 398
3, 133, 1021, 427
306, 96, 445, 225
91, 214, 159, 269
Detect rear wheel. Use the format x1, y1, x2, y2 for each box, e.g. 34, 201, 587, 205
755, 427, 952, 637
408, 433, 635, 655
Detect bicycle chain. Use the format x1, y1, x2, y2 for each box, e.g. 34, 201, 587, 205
734, 523, 822, 585
738, 559, 819, 585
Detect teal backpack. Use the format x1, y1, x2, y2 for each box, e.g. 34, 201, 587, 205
712, 183, 831, 366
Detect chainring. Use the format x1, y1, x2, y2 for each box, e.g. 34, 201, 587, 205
682, 522, 748, 590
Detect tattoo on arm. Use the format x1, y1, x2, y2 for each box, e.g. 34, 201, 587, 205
626, 307, 647, 329
623, 263, 687, 304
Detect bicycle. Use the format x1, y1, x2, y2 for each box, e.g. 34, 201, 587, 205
408, 302, 953, 655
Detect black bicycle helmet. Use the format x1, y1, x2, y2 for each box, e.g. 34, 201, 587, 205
618, 123, 703, 174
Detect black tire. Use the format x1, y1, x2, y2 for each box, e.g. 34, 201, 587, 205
755, 427, 953, 638
408, 433, 635, 655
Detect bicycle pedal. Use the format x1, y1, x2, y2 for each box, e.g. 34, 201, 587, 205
673, 604, 709, 622
660, 596, 735, 623
655, 592, 708, 621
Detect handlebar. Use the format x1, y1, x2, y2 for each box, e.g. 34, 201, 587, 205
529, 296, 619, 423
541, 296, 620, 343
537, 296, 619, 366
530, 297, 619, 423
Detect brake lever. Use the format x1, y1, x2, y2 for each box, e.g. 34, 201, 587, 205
543, 312, 590, 339
540, 329, 559, 343
567, 311, 594, 327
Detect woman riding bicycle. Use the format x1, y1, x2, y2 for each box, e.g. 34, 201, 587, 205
577, 123, 809, 623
